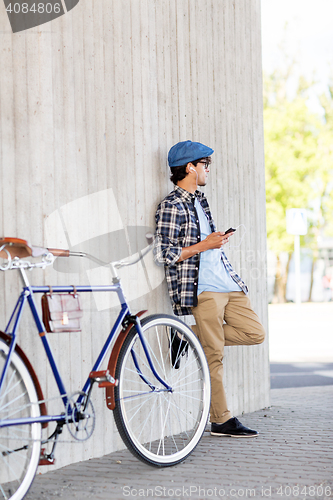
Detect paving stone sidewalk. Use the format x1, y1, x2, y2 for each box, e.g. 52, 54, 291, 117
26, 385, 333, 500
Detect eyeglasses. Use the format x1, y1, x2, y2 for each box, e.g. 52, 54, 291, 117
197, 161, 210, 171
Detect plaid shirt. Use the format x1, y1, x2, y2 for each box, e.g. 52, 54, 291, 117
154, 185, 248, 316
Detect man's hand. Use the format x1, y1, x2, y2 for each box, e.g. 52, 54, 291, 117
177, 230, 234, 262
202, 231, 232, 250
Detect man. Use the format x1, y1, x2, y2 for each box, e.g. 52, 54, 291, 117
154, 140, 265, 437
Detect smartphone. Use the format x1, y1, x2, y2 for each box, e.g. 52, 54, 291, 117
224, 227, 236, 235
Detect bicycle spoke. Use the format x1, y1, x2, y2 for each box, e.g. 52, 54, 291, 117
0, 368, 19, 406
114, 315, 210, 466
0, 484, 7, 499
157, 396, 172, 455
0, 340, 42, 500
135, 397, 159, 442
1, 397, 35, 419
153, 327, 167, 379
133, 341, 165, 382
123, 392, 155, 423
172, 353, 201, 387
164, 398, 190, 445
166, 395, 200, 424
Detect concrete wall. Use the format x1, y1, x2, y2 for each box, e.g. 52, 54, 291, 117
0, 0, 269, 470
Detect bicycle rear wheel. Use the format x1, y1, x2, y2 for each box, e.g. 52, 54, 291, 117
0, 339, 42, 500
114, 314, 210, 466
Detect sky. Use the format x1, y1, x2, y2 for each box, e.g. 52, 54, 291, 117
261, 0, 333, 113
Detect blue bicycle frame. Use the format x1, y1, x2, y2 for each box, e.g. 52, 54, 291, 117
0, 280, 172, 430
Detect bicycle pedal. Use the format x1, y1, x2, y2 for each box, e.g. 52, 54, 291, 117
97, 380, 118, 388
89, 369, 117, 387
39, 448, 55, 466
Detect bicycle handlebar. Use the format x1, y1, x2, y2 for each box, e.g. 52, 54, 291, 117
46, 248, 70, 257
0, 233, 154, 271
71, 233, 154, 269
47, 233, 154, 269
114, 239, 153, 269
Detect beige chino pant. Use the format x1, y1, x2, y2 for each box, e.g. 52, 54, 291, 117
191, 291, 265, 424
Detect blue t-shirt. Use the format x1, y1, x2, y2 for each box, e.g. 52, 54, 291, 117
195, 198, 241, 295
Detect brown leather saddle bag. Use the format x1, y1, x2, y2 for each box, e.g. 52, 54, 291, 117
41, 287, 83, 333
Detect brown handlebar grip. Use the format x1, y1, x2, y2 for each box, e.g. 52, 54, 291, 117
47, 248, 70, 257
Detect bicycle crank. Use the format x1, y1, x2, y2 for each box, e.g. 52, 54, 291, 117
65, 391, 96, 441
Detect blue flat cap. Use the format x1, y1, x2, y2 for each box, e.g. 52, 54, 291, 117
168, 140, 214, 167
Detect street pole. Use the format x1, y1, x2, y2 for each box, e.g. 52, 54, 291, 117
294, 234, 301, 304
286, 209, 307, 305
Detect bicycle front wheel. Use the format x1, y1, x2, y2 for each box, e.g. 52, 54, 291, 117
114, 314, 210, 466
0, 339, 42, 500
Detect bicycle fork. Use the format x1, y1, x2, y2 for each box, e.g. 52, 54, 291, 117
131, 316, 173, 393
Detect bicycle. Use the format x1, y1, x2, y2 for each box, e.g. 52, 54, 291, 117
0, 236, 210, 500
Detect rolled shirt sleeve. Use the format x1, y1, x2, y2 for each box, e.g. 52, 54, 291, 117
154, 200, 182, 266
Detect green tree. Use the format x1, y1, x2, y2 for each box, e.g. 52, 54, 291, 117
306, 84, 333, 299
317, 83, 333, 238
264, 70, 333, 302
